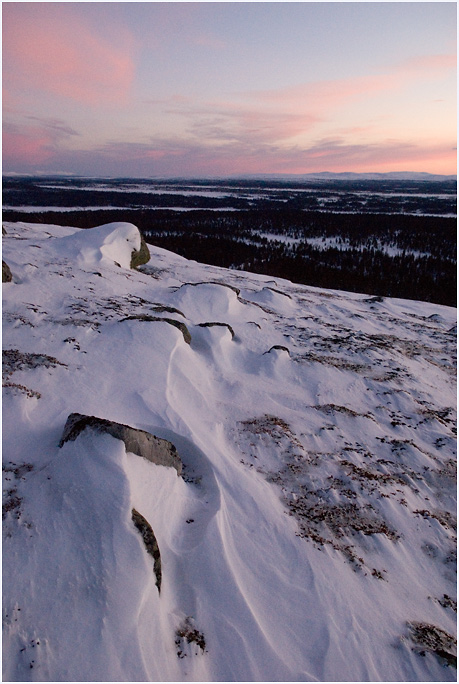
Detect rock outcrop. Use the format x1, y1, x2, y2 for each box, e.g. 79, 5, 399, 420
59, 413, 182, 475
131, 508, 162, 591
2, 260, 12, 283
197, 322, 235, 338
120, 315, 191, 344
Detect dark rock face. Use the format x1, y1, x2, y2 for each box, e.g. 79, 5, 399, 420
2, 261, 12, 283
59, 413, 182, 475
131, 508, 162, 591
130, 235, 150, 269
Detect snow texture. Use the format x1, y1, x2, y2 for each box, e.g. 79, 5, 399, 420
2, 221, 457, 682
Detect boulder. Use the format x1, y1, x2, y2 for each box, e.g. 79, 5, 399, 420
130, 234, 150, 269
55, 223, 149, 271
59, 413, 182, 475
2, 260, 12, 283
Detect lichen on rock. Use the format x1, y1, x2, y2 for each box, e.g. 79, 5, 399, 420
130, 234, 150, 269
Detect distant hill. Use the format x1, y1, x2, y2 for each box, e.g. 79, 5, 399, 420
236, 171, 457, 182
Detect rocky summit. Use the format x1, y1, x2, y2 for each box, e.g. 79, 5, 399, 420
2, 221, 456, 682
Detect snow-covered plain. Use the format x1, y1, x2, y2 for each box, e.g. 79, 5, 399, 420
2, 221, 456, 682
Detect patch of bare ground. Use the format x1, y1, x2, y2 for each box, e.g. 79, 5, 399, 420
175, 617, 207, 658
413, 508, 457, 532
295, 353, 371, 374
430, 594, 457, 613
240, 414, 304, 451
418, 406, 456, 428
2, 463, 34, 535
236, 415, 404, 573
2, 349, 66, 397
313, 404, 375, 420
406, 622, 457, 668
2, 383, 41, 399
2, 349, 66, 380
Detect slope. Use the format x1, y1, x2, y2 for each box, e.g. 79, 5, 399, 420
2, 221, 456, 682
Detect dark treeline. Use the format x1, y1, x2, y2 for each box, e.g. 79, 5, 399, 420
4, 175, 457, 196
2, 207, 456, 306
149, 232, 456, 307
3, 175, 457, 215
3, 186, 253, 210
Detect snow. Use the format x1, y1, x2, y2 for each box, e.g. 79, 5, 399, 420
2, 206, 131, 213
2, 221, 457, 682
47, 221, 142, 270
3, 205, 241, 213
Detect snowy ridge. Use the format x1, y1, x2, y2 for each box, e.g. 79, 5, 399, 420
2, 221, 457, 682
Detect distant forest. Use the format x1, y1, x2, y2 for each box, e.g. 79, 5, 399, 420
3, 205, 456, 306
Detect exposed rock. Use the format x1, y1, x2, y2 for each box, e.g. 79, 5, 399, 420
131, 509, 161, 591
130, 234, 150, 269
150, 305, 185, 317
59, 413, 182, 475
264, 345, 290, 355
2, 261, 12, 283
177, 281, 240, 295
197, 321, 235, 338
265, 286, 292, 299
120, 315, 191, 344
364, 295, 385, 304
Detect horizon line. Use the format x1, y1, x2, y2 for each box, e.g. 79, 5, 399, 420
3, 171, 457, 181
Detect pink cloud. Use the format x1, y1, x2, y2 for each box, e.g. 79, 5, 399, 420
398, 53, 457, 74
4, 123, 455, 177
271, 138, 457, 174
249, 73, 396, 109
3, 118, 79, 165
3, 4, 135, 106
159, 97, 320, 146
244, 52, 456, 114
3, 125, 54, 165
59, 137, 459, 176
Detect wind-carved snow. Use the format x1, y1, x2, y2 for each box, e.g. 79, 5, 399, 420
2, 221, 456, 682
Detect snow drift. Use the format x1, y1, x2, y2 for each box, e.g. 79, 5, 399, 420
2, 221, 457, 681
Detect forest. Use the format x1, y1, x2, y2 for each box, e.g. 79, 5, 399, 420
2, 175, 457, 214
3, 203, 456, 306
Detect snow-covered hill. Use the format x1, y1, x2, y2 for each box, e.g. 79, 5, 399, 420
2, 221, 456, 682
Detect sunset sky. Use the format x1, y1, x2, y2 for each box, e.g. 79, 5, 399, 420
2, 2, 457, 177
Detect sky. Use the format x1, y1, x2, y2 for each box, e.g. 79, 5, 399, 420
2, 1, 457, 178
